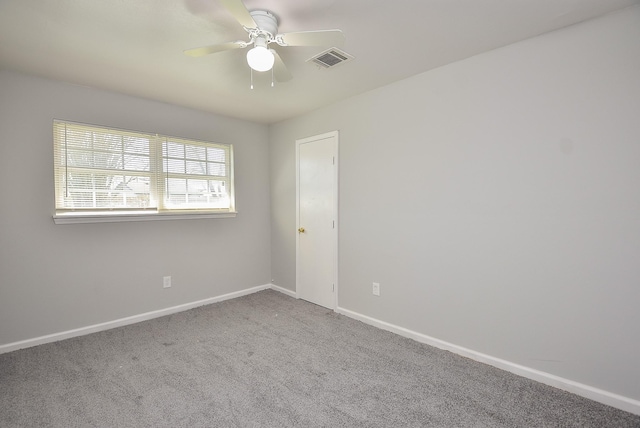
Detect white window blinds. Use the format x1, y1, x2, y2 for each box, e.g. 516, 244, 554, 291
53, 120, 234, 216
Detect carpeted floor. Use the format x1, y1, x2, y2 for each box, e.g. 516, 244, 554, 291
1, 289, 639, 427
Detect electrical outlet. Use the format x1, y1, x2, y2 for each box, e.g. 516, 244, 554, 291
372, 282, 380, 296
163, 276, 171, 288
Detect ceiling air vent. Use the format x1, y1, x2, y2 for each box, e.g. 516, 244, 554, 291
307, 48, 354, 69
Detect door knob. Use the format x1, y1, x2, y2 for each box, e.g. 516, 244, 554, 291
298, 227, 305, 233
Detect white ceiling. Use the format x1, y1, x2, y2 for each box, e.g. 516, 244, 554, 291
1, 0, 637, 124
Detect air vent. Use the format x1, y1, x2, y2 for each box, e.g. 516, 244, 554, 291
307, 48, 354, 69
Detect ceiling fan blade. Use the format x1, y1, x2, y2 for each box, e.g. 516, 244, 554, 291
219, 0, 257, 28
272, 50, 293, 82
184, 41, 247, 57
277, 30, 345, 47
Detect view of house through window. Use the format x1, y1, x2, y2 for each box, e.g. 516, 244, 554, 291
53, 120, 235, 217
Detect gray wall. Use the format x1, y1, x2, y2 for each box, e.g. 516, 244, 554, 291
0, 71, 271, 345
269, 6, 640, 401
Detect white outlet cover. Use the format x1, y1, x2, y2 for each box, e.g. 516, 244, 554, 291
372, 282, 380, 296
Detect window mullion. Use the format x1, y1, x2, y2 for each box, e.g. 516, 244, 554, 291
152, 135, 165, 211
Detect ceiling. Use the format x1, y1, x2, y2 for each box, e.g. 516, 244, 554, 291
1, 0, 638, 124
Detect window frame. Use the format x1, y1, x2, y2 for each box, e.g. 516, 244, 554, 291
52, 120, 236, 224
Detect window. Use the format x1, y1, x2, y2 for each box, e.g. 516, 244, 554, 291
53, 120, 235, 223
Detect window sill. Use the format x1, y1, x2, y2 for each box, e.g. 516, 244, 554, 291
53, 211, 237, 224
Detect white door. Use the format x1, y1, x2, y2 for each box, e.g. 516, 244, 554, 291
296, 131, 338, 309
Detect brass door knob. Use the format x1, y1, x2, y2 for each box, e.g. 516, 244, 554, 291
298, 227, 305, 233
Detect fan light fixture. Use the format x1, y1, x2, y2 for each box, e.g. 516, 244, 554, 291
246, 36, 274, 72
184, 1, 346, 86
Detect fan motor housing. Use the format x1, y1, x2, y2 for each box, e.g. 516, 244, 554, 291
249, 10, 278, 37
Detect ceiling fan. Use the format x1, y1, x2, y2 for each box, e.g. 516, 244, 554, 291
184, 0, 345, 83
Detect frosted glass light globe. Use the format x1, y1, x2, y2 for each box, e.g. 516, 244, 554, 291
246, 46, 275, 72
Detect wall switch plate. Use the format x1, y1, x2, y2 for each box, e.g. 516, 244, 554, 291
372, 282, 380, 296
163, 276, 171, 288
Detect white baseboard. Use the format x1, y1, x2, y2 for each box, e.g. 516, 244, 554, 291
0, 284, 271, 355
335, 305, 640, 416
269, 283, 298, 299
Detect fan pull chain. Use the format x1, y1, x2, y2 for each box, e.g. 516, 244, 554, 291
271, 67, 274, 87
250, 68, 254, 90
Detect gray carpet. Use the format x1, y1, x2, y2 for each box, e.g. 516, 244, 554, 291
1, 290, 638, 427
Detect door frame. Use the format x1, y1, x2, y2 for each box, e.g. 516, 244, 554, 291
295, 130, 339, 309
